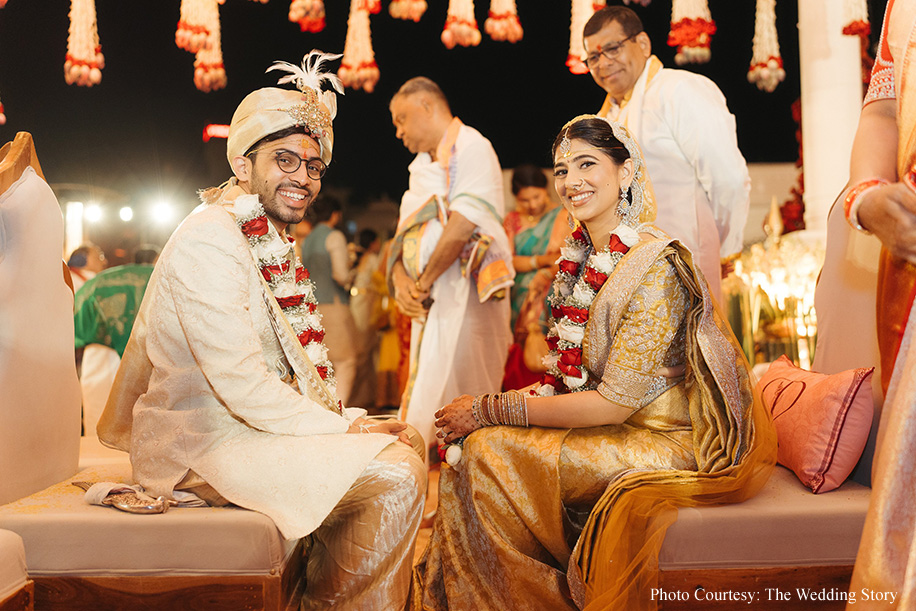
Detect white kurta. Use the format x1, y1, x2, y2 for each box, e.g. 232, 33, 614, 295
602, 58, 750, 300
398, 124, 513, 450
101, 204, 395, 540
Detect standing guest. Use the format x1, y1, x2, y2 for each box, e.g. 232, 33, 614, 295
502, 164, 569, 389
844, 1, 916, 605
584, 6, 750, 300
67, 243, 106, 292
411, 116, 774, 611
97, 51, 425, 611
387, 76, 514, 457
74, 245, 159, 437
300, 195, 359, 406
349, 228, 382, 408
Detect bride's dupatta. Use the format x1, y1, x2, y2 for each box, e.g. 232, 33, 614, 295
568, 239, 776, 610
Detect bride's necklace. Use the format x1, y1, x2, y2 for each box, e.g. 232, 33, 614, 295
537, 223, 641, 396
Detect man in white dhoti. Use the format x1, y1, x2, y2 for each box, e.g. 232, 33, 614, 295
387, 77, 514, 459
97, 51, 426, 611
584, 6, 750, 299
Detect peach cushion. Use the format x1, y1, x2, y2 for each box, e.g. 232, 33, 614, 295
757, 355, 874, 493
0, 463, 296, 576
0, 529, 27, 602
660, 466, 870, 569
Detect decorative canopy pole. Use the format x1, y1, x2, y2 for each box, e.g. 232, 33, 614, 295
442, 0, 481, 49
568, 0, 605, 75
193, 0, 227, 92
748, 0, 785, 92
339, 1, 381, 93
668, 0, 715, 65
289, 0, 326, 32
485, 0, 523, 43
389, 0, 426, 22
65, 0, 104, 87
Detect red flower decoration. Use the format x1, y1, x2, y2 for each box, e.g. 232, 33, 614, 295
261, 262, 291, 282
571, 227, 587, 242
559, 348, 582, 367
583, 266, 609, 291
295, 267, 310, 283
241, 215, 269, 238
308, 302, 318, 313
541, 373, 560, 389
437, 444, 448, 462
297, 328, 325, 346
546, 335, 559, 351
277, 294, 304, 309
316, 366, 328, 379
557, 361, 583, 377
552, 306, 563, 319
561, 305, 589, 324
608, 234, 631, 254
559, 260, 581, 276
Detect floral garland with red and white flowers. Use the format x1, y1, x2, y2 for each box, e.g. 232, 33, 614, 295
537, 223, 641, 397
232, 194, 338, 399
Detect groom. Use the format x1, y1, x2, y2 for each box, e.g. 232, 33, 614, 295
97, 53, 426, 610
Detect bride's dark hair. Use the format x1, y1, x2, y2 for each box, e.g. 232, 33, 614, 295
552, 117, 630, 167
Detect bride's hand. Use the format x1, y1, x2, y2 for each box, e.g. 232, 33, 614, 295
434, 395, 480, 444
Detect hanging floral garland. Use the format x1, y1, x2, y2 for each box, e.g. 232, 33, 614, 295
747, 0, 785, 92
289, 0, 326, 32
537, 224, 640, 396
389, 0, 426, 22
668, 0, 716, 65
176, 0, 213, 52
442, 0, 481, 49
0, 96, 6, 126
339, 1, 380, 93
842, 0, 870, 37
485, 0, 523, 43
193, 0, 227, 93
65, 0, 104, 87
567, 0, 605, 75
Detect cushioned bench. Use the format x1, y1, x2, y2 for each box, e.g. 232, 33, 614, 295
0, 464, 304, 611
0, 530, 32, 611
656, 467, 870, 609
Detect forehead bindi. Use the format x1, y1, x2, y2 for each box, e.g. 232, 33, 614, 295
267, 136, 319, 157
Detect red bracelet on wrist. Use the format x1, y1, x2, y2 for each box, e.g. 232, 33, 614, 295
844, 179, 888, 233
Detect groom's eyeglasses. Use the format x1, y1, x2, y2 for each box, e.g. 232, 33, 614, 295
248, 149, 327, 180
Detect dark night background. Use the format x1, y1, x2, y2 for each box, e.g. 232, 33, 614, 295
0, 0, 886, 254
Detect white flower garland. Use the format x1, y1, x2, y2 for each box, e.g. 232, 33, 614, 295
442, 0, 482, 49
567, 0, 606, 75
340, 0, 381, 93
289, 0, 326, 33
390, 0, 426, 22
65, 0, 104, 87
485, 0, 523, 43
669, 0, 716, 65
538, 224, 640, 397
193, 0, 226, 93
748, 0, 785, 93
232, 195, 338, 400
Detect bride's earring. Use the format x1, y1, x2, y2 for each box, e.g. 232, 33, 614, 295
616, 185, 630, 217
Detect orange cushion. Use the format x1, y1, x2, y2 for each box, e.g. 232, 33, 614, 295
757, 355, 874, 493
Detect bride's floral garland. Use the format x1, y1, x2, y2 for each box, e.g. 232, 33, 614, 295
232, 194, 338, 399
537, 223, 641, 397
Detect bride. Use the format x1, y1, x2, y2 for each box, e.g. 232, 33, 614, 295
410, 116, 775, 610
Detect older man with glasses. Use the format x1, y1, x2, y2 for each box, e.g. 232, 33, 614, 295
584, 6, 750, 301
